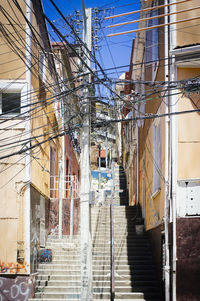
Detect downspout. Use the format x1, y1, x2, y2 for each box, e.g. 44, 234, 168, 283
170, 54, 177, 301
25, 0, 31, 274
164, 0, 170, 300
170, 1, 177, 300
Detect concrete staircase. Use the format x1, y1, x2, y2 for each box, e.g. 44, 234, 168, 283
91, 205, 163, 300
29, 235, 81, 300
91, 164, 163, 300
29, 164, 163, 300
112, 165, 129, 206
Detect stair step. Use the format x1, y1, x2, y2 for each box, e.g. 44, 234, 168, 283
37, 286, 81, 293
93, 286, 161, 293
36, 280, 81, 287
38, 264, 80, 270
92, 269, 156, 276
37, 275, 81, 281
93, 292, 145, 299
93, 275, 157, 281
34, 292, 80, 299
28, 298, 80, 301
93, 280, 158, 286
37, 269, 81, 276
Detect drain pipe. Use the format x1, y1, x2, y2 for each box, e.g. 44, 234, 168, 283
164, 0, 170, 300
25, 0, 31, 274
170, 54, 177, 301
169, 1, 177, 299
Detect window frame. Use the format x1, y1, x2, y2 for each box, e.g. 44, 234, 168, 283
0, 81, 27, 117
145, 9, 159, 81
153, 115, 161, 195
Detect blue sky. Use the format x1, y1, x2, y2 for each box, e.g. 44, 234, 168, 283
43, 0, 140, 79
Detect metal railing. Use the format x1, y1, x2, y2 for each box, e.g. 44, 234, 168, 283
50, 175, 79, 237
50, 175, 79, 200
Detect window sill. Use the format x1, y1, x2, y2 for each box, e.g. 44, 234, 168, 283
0, 114, 26, 120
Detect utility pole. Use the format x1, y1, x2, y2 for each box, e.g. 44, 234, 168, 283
80, 2, 92, 300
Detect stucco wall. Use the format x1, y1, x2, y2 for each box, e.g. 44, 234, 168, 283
139, 102, 165, 231
177, 68, 200, 180
176, 0, 200, 48
0, 0, 26, 80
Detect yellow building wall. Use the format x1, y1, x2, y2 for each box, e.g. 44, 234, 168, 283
0, 0, 28, 273
139, 100, 165, 231
0, 120, 27, 272
0, 1, 61, 274
29, 8, 61, 198
0, 0, 26, 80
176, 0, 200, 47
177, 67, 200, 179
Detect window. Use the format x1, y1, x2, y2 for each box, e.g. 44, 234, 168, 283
145, 9, 159, 80
0, 81, 27, 117
1, 92, 21, 114
153, 117, 161, 194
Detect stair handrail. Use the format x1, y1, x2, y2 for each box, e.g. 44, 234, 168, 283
110, 162, 115, 300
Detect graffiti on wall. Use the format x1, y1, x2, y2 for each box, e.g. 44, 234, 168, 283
0, 262, 29, 274
40, 249, 52, 263
0, 276, 34, 301
49, 199, 59, 234
62, 198, 70, 235
49, 197, 79, 236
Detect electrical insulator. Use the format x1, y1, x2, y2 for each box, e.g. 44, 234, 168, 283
76, 20, 80, 26
95, 26, 98, 33
94, 36, 98, 42
94, 8, 99, 14
94, 45, 98, 50
76, 10, 80, 17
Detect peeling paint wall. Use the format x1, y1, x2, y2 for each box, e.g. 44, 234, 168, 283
49, 197, 80, 235
176, 218, 200, 301
30, 186, 49, 273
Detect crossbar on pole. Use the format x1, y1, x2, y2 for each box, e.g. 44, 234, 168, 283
104, 0, 192, 20
107, 5, 200, 28
107, 15, 200, 37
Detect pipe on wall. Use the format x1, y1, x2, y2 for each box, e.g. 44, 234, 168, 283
164, 0, 170, 299
169, 1, 177, 300
25, 0, 32, 274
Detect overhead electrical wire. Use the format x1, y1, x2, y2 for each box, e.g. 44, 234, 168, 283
0, 0, 198, 164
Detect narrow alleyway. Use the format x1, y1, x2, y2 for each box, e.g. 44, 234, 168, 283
29, 165, 163, 301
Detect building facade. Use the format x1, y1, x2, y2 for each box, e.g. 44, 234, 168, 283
0, 0, 63, 296
125, 0, 200, 300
